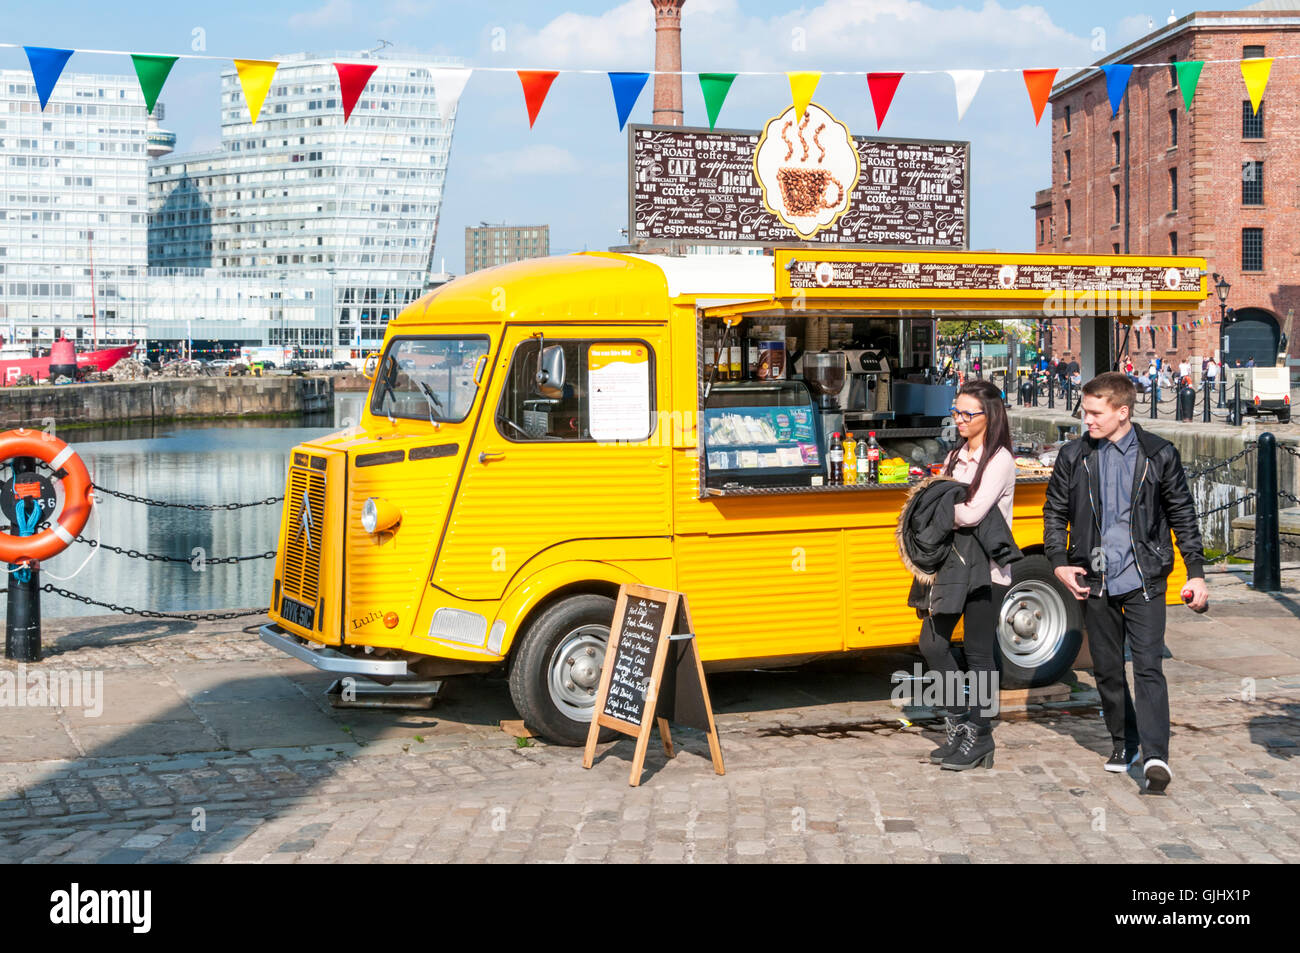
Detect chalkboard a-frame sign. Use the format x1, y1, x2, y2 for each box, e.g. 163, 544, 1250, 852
582, 584, 725, 787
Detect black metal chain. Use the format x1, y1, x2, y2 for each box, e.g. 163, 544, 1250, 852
72, 536, 276, 564
1198, 492, 1258, 520
90, 484, 284, 511
1280, 489, 1300, 506
1184, 444, 1256, 481
1281, 444, 1300, 461
1212, 540, 1254, 562
39, 584, 268, 621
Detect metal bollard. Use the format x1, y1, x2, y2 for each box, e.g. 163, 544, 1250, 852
1218, 375, 1226, 408
1202, 378, 1211, 422
1254, 432, 1281, 593
4, 456, 42, 663
1048, 377, 1055, 409
1151, 382, 1158, 419
1233, 378, 1242, 426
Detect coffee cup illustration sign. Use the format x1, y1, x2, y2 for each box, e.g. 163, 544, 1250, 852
754, 102, 860, 239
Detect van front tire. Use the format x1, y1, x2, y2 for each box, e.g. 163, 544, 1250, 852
508, 593, 619, 746
996, 555, 1084, 689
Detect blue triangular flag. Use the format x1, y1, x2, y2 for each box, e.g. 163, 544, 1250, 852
608, 71, 650, 131
1101, 64, 1133, 117
24, 47, 74, 110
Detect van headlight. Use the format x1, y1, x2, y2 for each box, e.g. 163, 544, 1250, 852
362, 497, 401, 534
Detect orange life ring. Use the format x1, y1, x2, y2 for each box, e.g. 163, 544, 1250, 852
0, 429, 93, 562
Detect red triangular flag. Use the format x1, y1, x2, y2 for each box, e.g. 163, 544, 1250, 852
518, 70, 558, 128
335, 62, 378, 122
1023, 68, 1058, 125
867, 72, 903, 130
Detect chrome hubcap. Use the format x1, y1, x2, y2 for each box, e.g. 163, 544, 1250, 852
547, 624, 608, 721
997, 580, 1067, 669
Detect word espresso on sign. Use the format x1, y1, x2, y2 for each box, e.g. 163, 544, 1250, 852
583, 584, 725, 787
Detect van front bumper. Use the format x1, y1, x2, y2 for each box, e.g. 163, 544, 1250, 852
260, 623, 410, 676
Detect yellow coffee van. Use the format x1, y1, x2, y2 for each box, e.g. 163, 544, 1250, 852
261, 249, 1206, 744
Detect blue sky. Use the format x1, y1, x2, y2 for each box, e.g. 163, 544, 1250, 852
2, 1, 1239, 272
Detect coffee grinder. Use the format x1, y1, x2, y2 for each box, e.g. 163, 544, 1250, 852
803, 350, 848, 456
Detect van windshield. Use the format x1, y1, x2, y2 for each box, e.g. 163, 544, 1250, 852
371, 336, 490, 423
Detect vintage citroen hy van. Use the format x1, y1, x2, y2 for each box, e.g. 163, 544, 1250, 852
261, 249, 1203, 744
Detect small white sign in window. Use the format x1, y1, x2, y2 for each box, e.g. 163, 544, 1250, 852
588, 342, 651, 442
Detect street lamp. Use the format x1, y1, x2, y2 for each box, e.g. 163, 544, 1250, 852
1212, 273, 1231, 407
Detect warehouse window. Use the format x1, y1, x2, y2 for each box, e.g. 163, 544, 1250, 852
1112, 131, 1121, 166
1113, 185, 1121, 223
1242, 228, 1263, 272
1169, 168, 1178, 211
1169, 109, 1177, 147
1242, 160, 1263, 205
1243, 100, 1264, 138
1169, 232, 1178, 255
1064, 149, 1071, 182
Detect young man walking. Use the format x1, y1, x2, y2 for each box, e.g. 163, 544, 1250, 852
1043, 372, 1209, 793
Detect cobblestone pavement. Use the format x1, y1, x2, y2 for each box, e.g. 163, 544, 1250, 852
1, 571, 1298, 863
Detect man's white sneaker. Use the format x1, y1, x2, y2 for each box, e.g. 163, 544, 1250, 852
1144, 759, 1172, 794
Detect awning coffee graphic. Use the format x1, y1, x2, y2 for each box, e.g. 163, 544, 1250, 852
629, 105, 968, 248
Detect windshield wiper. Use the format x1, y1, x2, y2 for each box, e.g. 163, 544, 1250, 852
418, 380, 443, 429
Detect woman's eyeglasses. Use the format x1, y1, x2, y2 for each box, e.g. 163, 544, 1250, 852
949, 407, 987, 423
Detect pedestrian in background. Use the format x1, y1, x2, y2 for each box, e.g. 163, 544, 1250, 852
1042, 372, 1208, 794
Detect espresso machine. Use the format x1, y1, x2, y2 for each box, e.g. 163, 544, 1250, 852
837, 349, 894, 423
801, 350, 848, 451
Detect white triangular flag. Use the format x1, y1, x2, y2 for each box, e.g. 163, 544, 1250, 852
431, 68, 472, 121
947, 69, 984, 122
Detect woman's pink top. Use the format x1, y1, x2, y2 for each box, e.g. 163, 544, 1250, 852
943, 443, 1016, 586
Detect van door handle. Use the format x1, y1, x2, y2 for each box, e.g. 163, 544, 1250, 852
478, 451, 505, 464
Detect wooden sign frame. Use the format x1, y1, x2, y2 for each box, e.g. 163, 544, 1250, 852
583, 584, 725, 787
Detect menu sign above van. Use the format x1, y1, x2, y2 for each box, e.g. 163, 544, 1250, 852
629, 117, 969, 249
773, 251, 1209, 310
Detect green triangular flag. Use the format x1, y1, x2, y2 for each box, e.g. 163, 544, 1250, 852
1173, 60, 1204, 112
130, 53, 178, 115
698, 72, 737, 130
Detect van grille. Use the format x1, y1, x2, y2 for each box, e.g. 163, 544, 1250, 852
282, 464, 327, 607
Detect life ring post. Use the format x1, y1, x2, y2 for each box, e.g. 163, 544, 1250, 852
4, 454, 42, 662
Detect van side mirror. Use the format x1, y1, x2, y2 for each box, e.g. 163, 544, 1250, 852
361, 351, 380, 381
534, 344, 566, 399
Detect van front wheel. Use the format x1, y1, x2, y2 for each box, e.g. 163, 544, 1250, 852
508, 593, 619, 746
995, 555, 1084, 689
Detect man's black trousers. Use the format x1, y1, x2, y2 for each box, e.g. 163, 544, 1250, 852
1084, 584, 1170, 763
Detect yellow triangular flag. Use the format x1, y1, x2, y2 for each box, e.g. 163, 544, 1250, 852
234, 59, 279, 125
1241, 56, 1272, 115
787, 71, 820, 119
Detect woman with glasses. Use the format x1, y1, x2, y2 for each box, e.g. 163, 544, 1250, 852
920, 379, 1016, 770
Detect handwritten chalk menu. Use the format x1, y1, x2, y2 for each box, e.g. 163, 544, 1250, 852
629, 122, 968, 249
783, 257, 1204, 295
601, 592, 666, 726
584, 585, 725, 787
588, 343, 652, 443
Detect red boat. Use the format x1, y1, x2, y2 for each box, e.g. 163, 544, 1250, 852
0, 338, 136, 386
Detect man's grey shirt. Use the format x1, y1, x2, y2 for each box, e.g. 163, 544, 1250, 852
1099, 426, 1142, 595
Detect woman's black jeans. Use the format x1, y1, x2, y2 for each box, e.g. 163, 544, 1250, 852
918, 583, 1008, 728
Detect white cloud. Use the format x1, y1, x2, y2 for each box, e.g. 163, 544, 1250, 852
477, 144, 586, 178
289, 0, 354, 31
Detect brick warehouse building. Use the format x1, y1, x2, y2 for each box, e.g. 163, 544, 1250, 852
1032, 5, 1300, 378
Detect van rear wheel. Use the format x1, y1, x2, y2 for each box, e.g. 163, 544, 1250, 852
996, 555, 1084, 689
508, 593, 619, 746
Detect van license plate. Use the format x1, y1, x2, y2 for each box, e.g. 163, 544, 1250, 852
281, 597, 315, 629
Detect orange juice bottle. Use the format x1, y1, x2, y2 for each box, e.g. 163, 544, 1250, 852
843, 431, 857, 485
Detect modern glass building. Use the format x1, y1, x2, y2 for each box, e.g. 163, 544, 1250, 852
148, 50, 462, 357
0, 70, 150, 348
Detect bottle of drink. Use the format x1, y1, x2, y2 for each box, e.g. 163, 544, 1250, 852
856, 435, 870, 485
828, 432, 844, 485
865, 431, 881, 484
843, 431, 857, 485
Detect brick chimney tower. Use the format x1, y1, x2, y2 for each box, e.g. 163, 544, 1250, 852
651, 0, 686, 125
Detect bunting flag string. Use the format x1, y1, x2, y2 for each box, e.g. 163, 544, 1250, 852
23, 46, 74, 110
518, 70, 558, 127
130, 53, 177, 116
1, 39, 1296, 131
608, 71, 649, 130
335, 62, 378, 122
866, 71, 903, 129
233, 59, 277, 125
699, 72, 736, 129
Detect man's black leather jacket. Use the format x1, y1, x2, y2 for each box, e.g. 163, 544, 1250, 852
1042, 422, 1205, 602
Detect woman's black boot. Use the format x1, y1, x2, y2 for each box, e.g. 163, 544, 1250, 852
928, 712, 970, 764
940, 721, 995, 771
